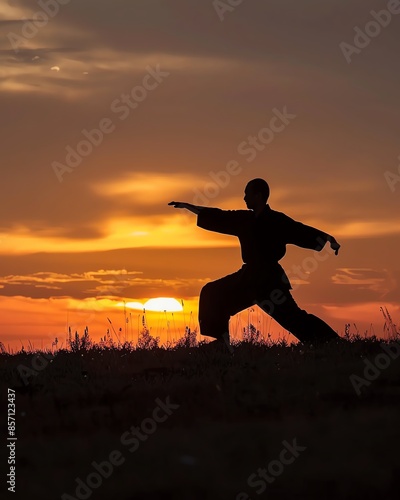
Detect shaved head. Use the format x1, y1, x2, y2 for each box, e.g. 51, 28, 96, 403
246, 178, 270, 203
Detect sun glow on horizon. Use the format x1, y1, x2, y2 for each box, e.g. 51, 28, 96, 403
118, 297, 183, 312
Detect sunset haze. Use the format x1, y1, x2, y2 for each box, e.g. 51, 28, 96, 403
1, 0, 399, 349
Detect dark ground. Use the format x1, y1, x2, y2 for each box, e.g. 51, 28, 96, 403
1, 337, 400, 500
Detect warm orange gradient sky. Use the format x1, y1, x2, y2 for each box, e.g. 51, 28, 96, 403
1, 0, 399, 349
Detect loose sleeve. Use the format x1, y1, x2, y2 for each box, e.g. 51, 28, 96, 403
197, 208, 242, 236
282, 214, 329, 251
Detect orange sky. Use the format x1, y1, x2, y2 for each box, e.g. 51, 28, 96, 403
1, 0, 399, 350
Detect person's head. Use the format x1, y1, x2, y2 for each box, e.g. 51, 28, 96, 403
244, 178, 270, 210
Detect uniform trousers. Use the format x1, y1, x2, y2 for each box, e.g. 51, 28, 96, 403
198, 265, 339, 343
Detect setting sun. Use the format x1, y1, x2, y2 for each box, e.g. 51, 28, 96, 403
144, 297, 183, 312
118, 298, 184, 312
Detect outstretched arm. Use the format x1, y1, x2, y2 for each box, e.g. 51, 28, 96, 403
168, 201, 206, 215
169, 202, 242, 237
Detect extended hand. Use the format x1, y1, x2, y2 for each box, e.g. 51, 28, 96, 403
329, 238, 340, 256
168, 201, 203, 215
168, 201, 188, 209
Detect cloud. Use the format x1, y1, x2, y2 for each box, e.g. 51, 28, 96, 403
1, 0, 397, 99
0, 2, 27, 20
0, 266, 210, 300
0, 269, 140, 297
331, 268, 398, 299
0, 20, 33, 25
91, 171, 205, 202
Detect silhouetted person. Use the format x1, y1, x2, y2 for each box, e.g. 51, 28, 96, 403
169, 178, 342, 347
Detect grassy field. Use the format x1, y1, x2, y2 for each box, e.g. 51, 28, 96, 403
1, 332, 400, 500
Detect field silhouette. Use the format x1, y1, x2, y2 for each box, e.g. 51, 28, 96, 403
1, 315, 400, 499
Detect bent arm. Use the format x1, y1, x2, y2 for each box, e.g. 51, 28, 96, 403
284, 215, 341, 255
314, 231, 341, 255
325, 234, 341, 255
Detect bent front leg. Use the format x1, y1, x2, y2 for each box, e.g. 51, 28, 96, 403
198, 271, 253, 341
